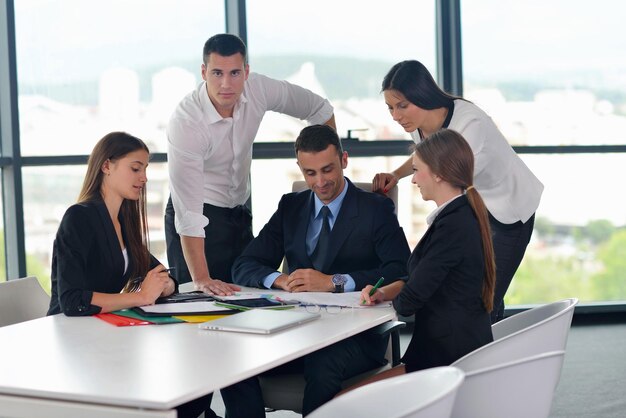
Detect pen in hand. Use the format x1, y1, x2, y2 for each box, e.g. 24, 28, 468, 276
362, 277, 385, 305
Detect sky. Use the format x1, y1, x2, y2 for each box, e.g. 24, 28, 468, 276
14, 0, 626, 89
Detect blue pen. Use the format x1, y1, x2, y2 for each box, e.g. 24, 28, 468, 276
363, 277, 385, 304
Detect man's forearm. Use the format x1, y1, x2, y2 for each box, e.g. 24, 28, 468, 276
180, 235, 211, 283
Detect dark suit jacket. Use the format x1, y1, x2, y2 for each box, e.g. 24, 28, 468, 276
395, 195, 493, 372
48, 199, 164, 316
232, 179, 410, 290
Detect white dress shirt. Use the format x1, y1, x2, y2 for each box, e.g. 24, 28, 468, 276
412, 99, 543, 224
167, 72, 334, 237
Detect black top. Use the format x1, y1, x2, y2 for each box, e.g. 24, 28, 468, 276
395, 195, 493, 372
48, 199, 169, 316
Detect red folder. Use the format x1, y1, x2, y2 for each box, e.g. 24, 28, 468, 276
96, 312, 153, 326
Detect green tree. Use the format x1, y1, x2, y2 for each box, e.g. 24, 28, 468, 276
591, 229, 626, 301
584, 219, 615, 245
506, 255, 594, 305
0, 231, 51, 295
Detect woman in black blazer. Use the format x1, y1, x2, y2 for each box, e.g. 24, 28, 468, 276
353, 129, 495, 387
48, 132, 176, 316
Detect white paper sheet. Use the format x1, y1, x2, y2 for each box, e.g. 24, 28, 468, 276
138, 301, 230, 314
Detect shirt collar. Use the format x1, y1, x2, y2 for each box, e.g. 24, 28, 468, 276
312, 177, 349, 220
426, 194, 463, 225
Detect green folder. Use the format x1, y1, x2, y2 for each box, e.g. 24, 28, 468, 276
113, 309, 185, 324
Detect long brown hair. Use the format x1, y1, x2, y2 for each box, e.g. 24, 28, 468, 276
78, 132, 151, 291
414, 129, 496, 312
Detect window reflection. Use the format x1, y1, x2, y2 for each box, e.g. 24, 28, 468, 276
22, 163, 170, 287
15, 0, 224, 156
247, 0, 436, 142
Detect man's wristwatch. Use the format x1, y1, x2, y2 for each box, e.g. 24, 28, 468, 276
332, 274, 347, 293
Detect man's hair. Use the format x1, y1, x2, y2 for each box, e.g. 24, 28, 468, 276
203, 33, 247, 65
294, 125, 343, 156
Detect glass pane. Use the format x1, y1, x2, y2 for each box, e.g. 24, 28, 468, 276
247, 0, 436, 142
508, 154, 626, 305
15, 0, 224, 156
23, 163, 170, 289
462, 0, 626, 306
0, 178, 5, 282
462, 0, 626, 146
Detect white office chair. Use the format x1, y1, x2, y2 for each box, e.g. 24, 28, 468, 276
308, 366, 465, 418
451, 351, 565, 418
492, 298, 578, 341
0, 276, 50, 327
451, 298, 577, 371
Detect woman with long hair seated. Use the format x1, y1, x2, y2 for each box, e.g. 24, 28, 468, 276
47, 132, 215, 417
48, 131, 176, 315
349, 129, 495, 389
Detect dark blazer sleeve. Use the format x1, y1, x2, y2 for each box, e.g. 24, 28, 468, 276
53, 205, 102, 316
348, 197, 410, 290
232, 195, 288, 287
393, 213, 469, 317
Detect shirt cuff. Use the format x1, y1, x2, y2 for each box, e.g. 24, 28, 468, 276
263, 272, 282, 289
343, 274, 356, 292
175, 210, 209, 238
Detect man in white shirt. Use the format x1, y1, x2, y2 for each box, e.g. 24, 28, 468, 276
165, 33, 336, 299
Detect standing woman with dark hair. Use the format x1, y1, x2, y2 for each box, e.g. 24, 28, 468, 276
373, 60, 543, 322
345, 129, 494, 390
48, 132, 176, 316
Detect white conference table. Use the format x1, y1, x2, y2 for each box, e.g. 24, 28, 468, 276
0, 291, 395, 418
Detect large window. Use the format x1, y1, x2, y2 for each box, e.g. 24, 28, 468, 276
462, 0, 626, 304
12, 0, 224, 285
246, 0, 436, 245
3, 0, 625, 311
14, 0, 224, 156
246, 0, 436, 142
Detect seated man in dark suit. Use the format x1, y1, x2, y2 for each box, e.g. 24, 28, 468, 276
232, 124, 410, 415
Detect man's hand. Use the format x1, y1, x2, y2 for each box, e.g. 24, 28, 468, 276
281, 269, 333, 292
194, 277, 240, 296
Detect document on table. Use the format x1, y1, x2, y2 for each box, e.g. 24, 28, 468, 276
136, 301, 235, 315
275, 292, 392, 308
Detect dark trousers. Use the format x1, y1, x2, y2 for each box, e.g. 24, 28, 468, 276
490, 213, 536, 323
175, 377, 265, 418
165, 196, 253, 284
263, 332, 388, 416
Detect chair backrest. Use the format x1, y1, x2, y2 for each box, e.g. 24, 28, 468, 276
492, 298, 578, 340
451, 351, 565, 418
0, 276, 50, 327
308, 366, 465, 418
291, 181, 399, 214
451, 298, 577, 371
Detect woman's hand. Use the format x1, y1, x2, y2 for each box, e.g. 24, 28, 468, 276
360, 285, 386, 306
372, 172, 399, 193
138, 264, 172, 305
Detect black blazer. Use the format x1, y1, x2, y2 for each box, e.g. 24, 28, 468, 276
48, 199, 164, 316
232, 179, 410, 290
394, 195, 493, 372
